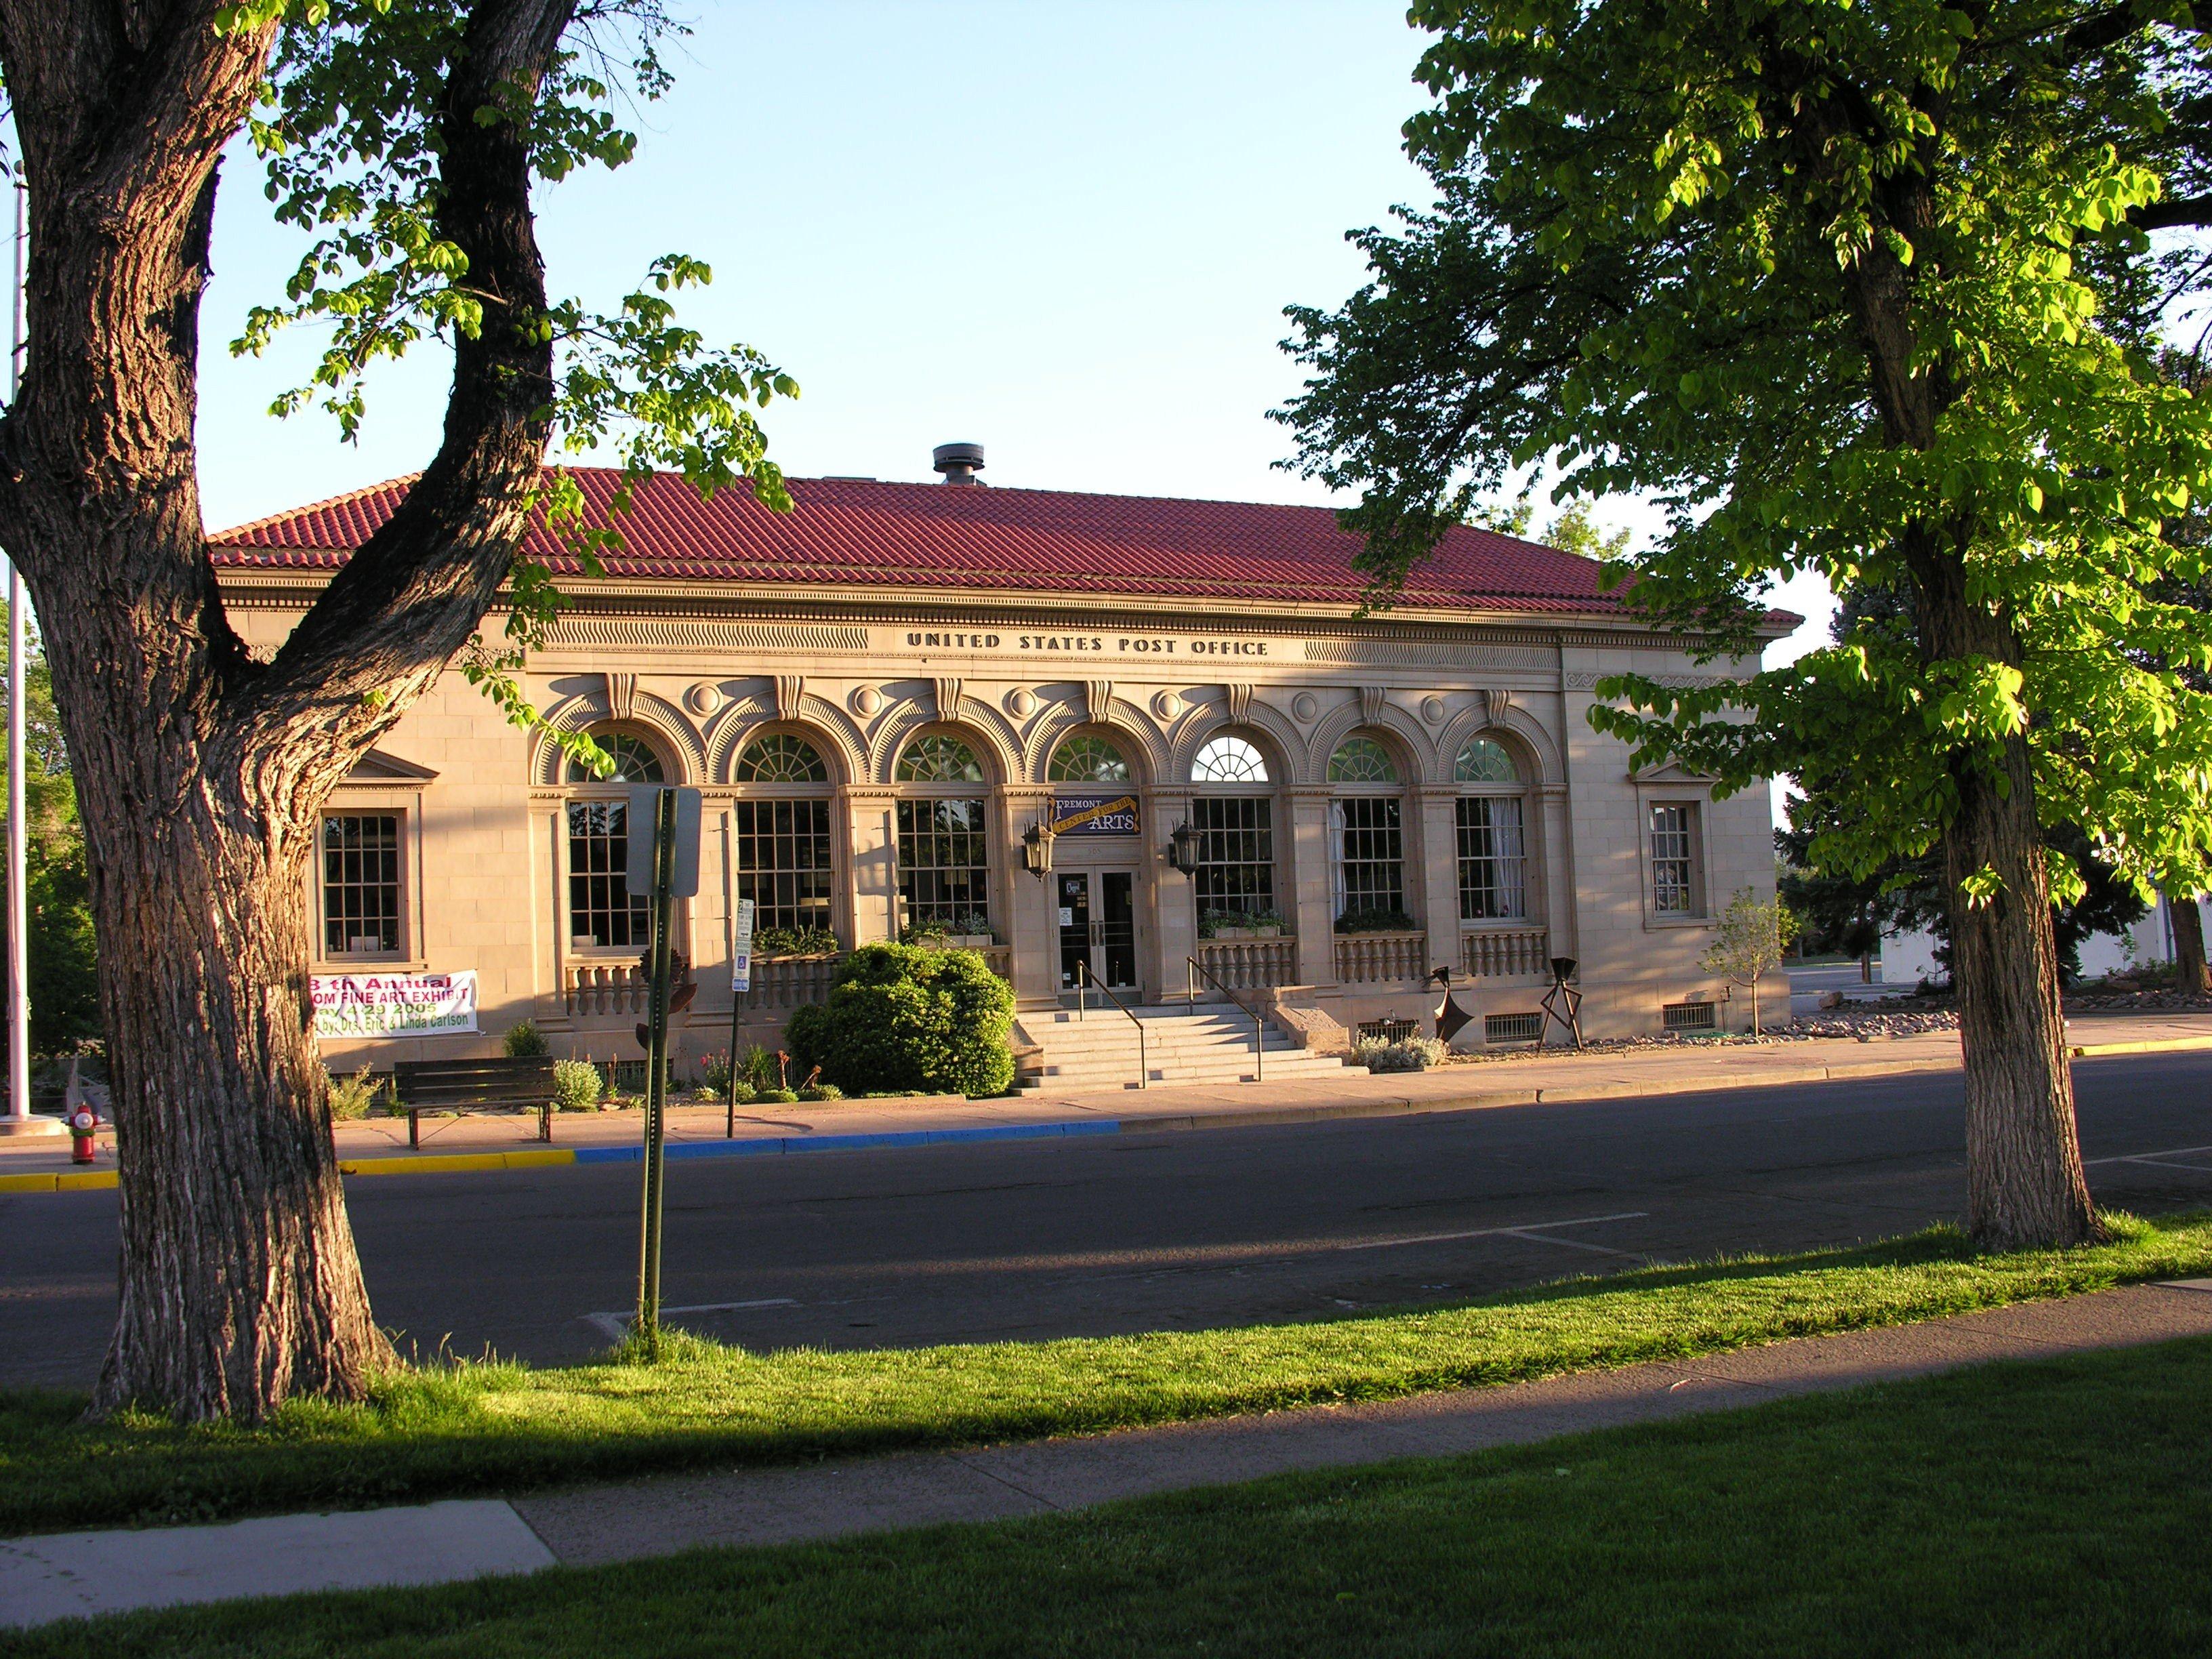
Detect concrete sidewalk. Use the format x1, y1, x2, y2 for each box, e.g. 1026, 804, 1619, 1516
5, 1279, 2210, 1629
7, 1010, 2210, 1189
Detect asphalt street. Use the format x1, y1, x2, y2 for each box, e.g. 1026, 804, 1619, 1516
3, 1050, 2209, 1389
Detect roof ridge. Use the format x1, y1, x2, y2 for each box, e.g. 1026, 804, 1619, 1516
209, 472, 426, 542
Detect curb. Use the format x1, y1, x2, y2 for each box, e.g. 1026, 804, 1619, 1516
4, 1037, 2205, 1193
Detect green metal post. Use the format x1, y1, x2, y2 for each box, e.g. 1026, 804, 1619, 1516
634, 786, 678, 1352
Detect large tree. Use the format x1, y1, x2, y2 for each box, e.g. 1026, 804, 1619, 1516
1282, 1, 2212, 1247
0, 1, 790, 1420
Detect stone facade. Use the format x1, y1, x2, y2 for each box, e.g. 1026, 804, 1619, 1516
218, 555, 1788, 1072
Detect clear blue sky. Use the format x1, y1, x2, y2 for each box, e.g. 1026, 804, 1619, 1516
191, 0, 1825, 667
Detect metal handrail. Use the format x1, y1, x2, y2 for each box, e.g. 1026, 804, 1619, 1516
1074, 960, 1147, 1091
1185, 955, 1266, 1082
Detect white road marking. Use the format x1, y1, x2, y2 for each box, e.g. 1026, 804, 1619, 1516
1332, 1210, 1649, 1254
582, 1297, 799, 1343
2086, 1143, 2212, 1166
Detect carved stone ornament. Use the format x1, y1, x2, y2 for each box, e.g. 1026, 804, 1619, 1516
1004, 687, 1036, 720
1223, 683, 1253, 725
933, 676, 963, 721
1153, 689, 1184, 721
604, 671, 636, 723
774, 674, 805, 722
1420, 695, 1447, 726
1359, 684, 1387, 726
850, 687, 883, 718
684, 682, 723, 718
1479, 687, 1515, 724
1291, 691, 1319, 724
1084, 678, 1114, 724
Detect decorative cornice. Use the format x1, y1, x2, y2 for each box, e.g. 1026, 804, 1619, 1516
1357, 684, 1387, 725
605, 672, 636, 722
773, 674, 805, 722
1224, 683, 1253, 724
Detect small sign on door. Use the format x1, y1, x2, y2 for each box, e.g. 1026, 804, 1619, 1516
1058, 907, 1074, 926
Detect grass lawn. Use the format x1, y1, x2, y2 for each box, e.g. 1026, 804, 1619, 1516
2, 1212, 2208, 1537
20, 1332, 2212, 1657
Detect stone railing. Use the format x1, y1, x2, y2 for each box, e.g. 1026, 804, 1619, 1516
1193, 935, 1298, 992
563, 959, 647, 1017
1334, 930, 1429, 985
741, 952, 842, 1010
1462, 926, 1551, 980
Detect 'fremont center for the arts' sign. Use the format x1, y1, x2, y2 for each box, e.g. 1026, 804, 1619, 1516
312, 971, 479, 1038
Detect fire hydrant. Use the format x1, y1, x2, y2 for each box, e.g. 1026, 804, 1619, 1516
67, 1105, 98, 1165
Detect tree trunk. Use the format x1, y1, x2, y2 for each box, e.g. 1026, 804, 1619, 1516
0, 1, 577, 1419
2169, 891, 2210, 994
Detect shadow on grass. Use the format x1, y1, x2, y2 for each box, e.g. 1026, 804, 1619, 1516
0, 1208, 2198, 1536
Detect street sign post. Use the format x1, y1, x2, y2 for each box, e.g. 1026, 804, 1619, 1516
726, 897, 754, 1139
626, 785, 701, 1353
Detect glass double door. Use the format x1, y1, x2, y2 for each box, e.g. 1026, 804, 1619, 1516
1058, 869, 1137, 995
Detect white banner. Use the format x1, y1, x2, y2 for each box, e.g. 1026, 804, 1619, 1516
731, 899, 756, 993
312, 970, 479, 1039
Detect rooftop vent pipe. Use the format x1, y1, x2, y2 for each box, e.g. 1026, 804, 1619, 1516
932, 441, 985, 485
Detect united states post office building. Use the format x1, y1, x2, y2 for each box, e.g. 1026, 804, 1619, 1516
212, 456, 1788, 1073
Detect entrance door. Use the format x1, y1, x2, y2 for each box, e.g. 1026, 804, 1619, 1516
1057, 870, 1141, 995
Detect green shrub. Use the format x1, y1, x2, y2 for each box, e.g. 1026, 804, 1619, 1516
797, 1082, 844, 1101
324, 1063, 384, 1121
754, 925, 841, 956
785, 942, 1015, 1097
755, 1087, 799, 1104
735, 1042, 783, 1093
551, 1059, 603, 1113
1353, 1035, 1448, 1072
503, 1020, 550, 1059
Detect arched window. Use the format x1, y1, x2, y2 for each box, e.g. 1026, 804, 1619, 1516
731, 733, 836, 947
562, 729, 665, 949
897, 734, 985, 783
1191, 735, 1269, 784
733, 733, 828, 783
1327, 736, 1400, 783
1455, 738, 1520, 784
895, 733, 991, 935
1456, 737, 1528, 920
1328, 733, 1406, 929
1049, 734, 1131, 783
565, 731, 664, 783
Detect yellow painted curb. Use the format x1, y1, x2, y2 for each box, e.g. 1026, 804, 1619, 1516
2070, 1037, 2212, 1059
0, 1168, 117, 1193
338, 1148, 577, 1176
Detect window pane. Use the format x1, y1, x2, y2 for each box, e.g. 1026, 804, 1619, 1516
896, 798, 990, 928
566, 731, 664, 783
1456, 796, 1527, 920
568, 799, 651, 947
1455, 738, 1520, 783
1191, 735, 1268, 783
897, 735, 985, 783
1333, 797, 1405, 919
1193, 798, 1274, 918
1048, 734, 1130, 782
1328, 735, 1399, 783
323, 815, 401, 954
1650, 804, 1695, 914
733, 733, 828, 783
734, 798, 836, 939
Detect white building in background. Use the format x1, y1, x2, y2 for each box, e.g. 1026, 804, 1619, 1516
1881, 892, 2212, 987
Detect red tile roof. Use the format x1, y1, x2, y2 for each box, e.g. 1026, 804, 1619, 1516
210, 468, 1629, 615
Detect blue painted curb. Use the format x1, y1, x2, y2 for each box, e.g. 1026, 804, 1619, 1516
571, 1118, 1122, 1166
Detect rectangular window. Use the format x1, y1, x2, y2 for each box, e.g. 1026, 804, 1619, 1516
1332, 797, 1405, 921
733, 799, 835, 938
896, 798, 989, 929
1192, 797, 1274, 918
1456, 796, 1527, 920
321, 814, 402, 956
1650, 803, 1699, 916
568, 799, 651, 948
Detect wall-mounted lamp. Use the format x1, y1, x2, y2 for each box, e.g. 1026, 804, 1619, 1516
1022, 819, 1055, 878
1166, 820, 1202, 876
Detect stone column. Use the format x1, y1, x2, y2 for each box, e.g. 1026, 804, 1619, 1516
1288, 785, 1339, 987
1149, 787, 1195, 1002
1000, 785, 1059, 1008
1538, 782, 1574, 963
1416, 785, 1462, 980
842, 787, 897, 946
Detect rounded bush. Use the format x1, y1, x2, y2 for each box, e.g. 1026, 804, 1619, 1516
504, 1020, 550, 1059
785, 943, 1015, 1097
551, 1058, 604, 1112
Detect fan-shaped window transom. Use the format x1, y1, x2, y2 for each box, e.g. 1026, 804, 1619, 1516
1191, 735, 1269, 784
1455, 737, 1521, 785
735, 733, 829, 783
1328, 736, 1400, 784
565, 731, 665, 784
897, 733, 986, 783
1049, 735, 1131, 783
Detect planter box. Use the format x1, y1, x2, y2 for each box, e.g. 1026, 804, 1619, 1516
949, 935, 995, 948
1214, 926, 1255, 940
1253, 925, 1282, 938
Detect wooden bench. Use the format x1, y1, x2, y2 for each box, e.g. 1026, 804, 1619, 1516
394, 1057, 559, 1149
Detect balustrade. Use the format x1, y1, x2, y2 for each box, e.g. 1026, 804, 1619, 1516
1461, 927, 1551, 980
1193, 935, 1298, 992
1334, 930, 1429, 985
